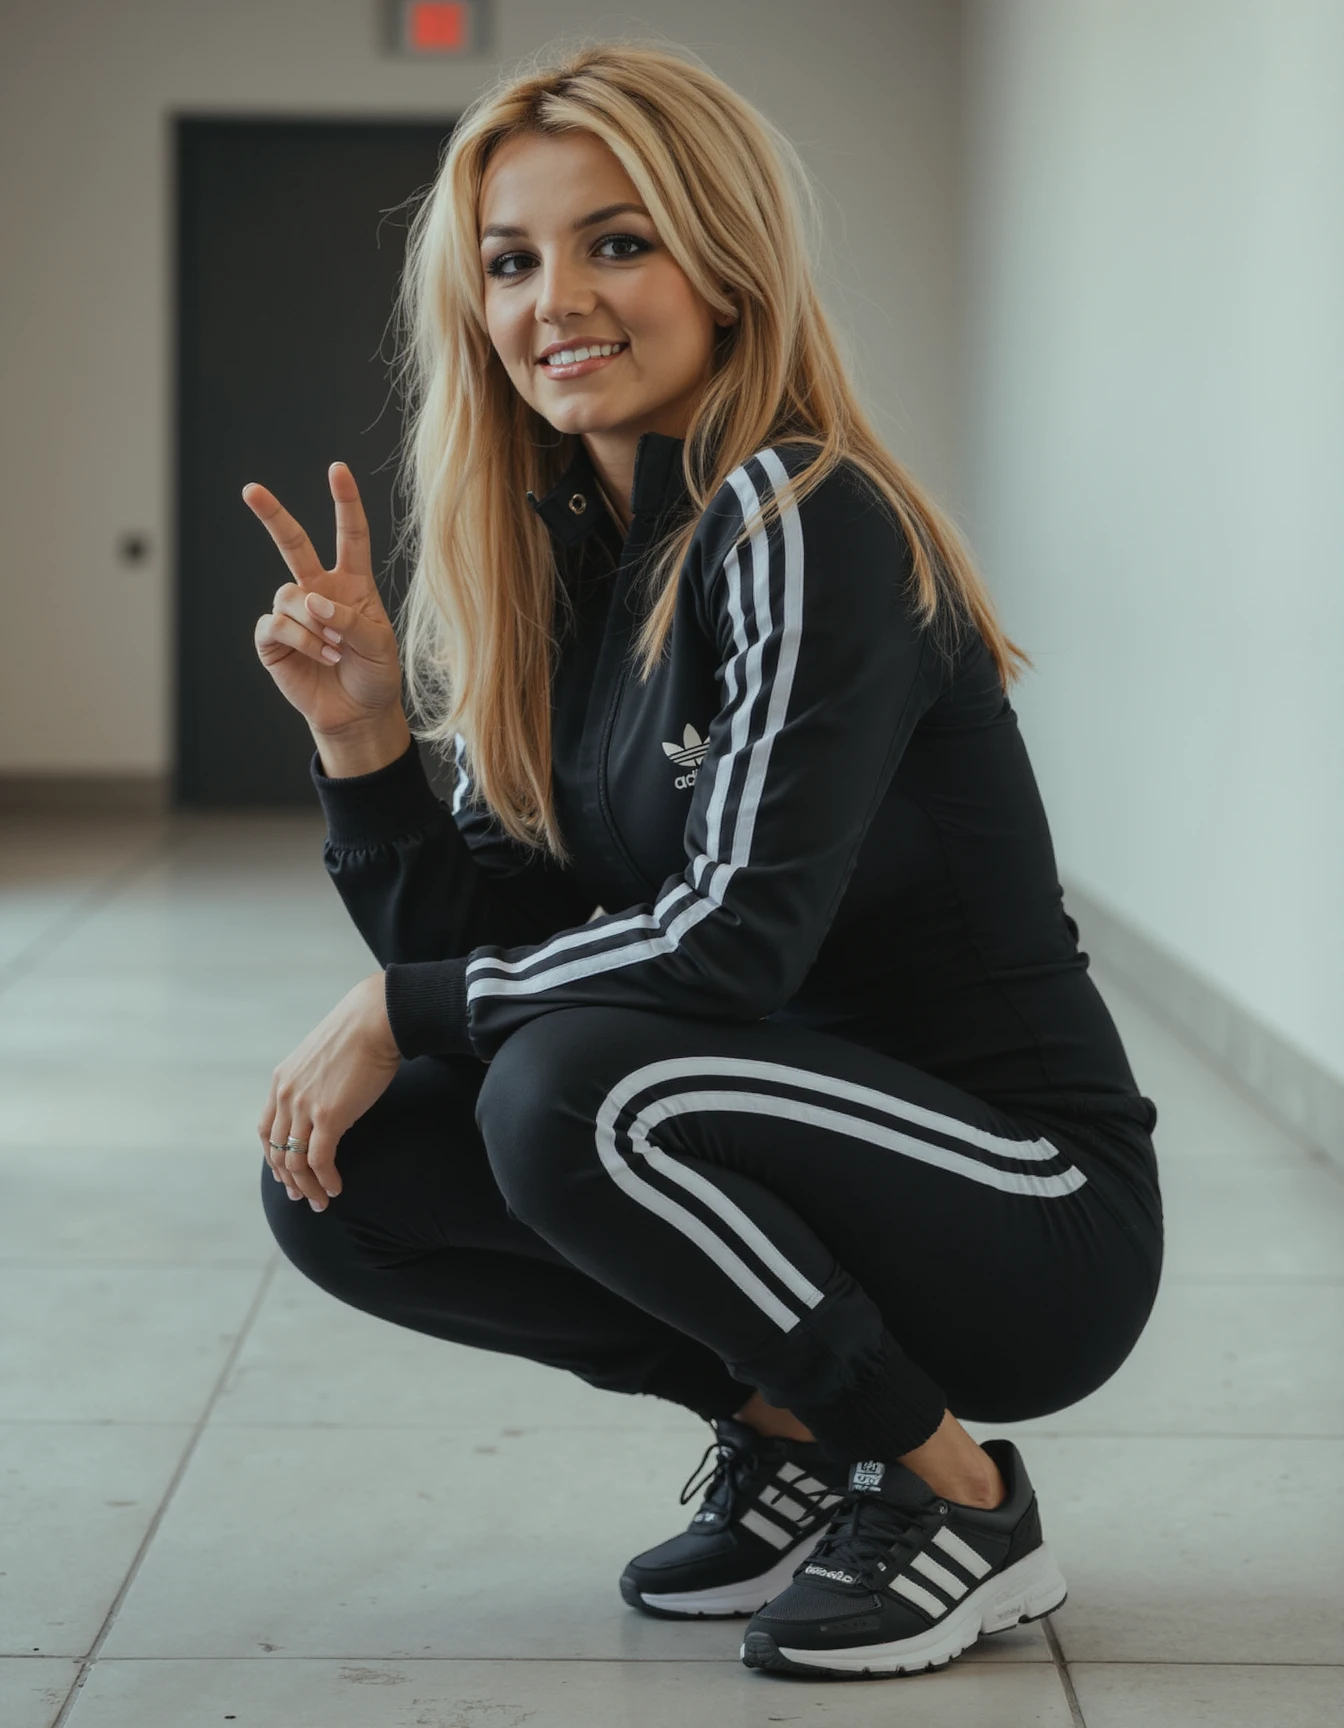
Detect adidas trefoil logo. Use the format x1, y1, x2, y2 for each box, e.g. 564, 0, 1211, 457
661, 722, 709, 790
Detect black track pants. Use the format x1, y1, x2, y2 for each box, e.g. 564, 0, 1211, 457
261, 1006, 1163, 1461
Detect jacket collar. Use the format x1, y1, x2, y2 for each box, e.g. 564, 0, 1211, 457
526, 431, 689, 547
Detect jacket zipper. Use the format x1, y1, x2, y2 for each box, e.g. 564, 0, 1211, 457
595, 649, 647, 886
592, 501, 682, 892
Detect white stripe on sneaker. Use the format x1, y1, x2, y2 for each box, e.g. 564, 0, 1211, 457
910, 1549, 969, 1599
932, 1526, 993, 1579
890, 1573, 948, 1618
759, 1491, 808, 1522
739, 1509, 794, 1550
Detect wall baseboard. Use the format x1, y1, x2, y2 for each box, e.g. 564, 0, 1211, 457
1064, 875, 1343, 1170
0, 773, 170, 815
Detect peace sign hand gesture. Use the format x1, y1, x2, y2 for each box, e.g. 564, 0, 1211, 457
245, 462, 404, 743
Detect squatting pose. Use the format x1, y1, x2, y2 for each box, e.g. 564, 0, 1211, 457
245, 40, 1162, 1681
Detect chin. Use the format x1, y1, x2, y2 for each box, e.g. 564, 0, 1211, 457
541, 402, 632, 435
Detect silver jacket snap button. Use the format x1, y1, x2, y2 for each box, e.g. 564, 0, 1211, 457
568, 492, 587, 515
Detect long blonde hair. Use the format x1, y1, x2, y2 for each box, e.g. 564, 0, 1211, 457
390, 38, 1032, 863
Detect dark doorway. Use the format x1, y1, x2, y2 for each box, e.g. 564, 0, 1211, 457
175, 116, 455, 806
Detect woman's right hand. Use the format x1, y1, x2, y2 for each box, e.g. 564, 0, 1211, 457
245, 462, 404, 740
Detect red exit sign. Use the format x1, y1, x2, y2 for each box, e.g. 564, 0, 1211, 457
384, 0, 492, 56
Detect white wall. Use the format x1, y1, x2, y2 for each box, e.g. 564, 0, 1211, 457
0, 0, 964, 773
961, 0, 1343, 1084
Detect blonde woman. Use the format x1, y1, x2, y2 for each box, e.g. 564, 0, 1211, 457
244, 41, 1162, 1680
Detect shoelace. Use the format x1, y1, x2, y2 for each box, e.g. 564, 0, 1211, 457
678, 1435, 753, 1513
677, 1431, 836, 1524
802, 1493, 939, 1587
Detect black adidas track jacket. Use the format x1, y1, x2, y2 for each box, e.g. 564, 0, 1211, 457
313, 432, 1157, 1136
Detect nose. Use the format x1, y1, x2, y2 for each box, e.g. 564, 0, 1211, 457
533, 253, 598, 330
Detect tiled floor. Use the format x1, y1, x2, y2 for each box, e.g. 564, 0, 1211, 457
1, 812, 1341, 1727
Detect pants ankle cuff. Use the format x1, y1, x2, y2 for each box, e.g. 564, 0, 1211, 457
789, 1329, 947, 1462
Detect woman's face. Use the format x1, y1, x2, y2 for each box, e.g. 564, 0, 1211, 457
478, 129, 731, 447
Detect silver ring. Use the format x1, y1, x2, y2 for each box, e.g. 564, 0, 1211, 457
268, 1140, 287, 1153
284, 1135, 308, 1156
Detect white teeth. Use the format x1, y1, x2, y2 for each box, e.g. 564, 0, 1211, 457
544, 342, 625, 366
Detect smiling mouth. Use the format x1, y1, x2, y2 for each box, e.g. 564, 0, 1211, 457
539, 341, 629, 370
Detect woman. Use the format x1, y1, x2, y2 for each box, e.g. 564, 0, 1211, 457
243, 42, 1162, 1680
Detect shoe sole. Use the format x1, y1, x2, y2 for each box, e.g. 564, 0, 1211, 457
740, 1541, 1068, 1676
620, 1531, 826, 1619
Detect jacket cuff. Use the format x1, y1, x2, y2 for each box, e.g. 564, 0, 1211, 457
310, 741, 446, 849
384, 958, 474, 1059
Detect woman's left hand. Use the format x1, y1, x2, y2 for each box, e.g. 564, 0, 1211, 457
259, 972, 402, 1211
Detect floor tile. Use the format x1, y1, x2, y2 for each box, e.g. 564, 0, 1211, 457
972, 1274, 1344, 1437
24, 895, 368, 973
0, 1422, 191, 1656
100, 1423, 763, 1661
0, 971, 377, 1067
1004, 1436, 1344, 1662
64, 1654, 1074, 1727
1156, 1153, 1344, 1279
100, 1423, 1052, 1663
0, 1057, 281, 1149
1071, 1662, 1344, 1727
0, 892, 108, 974
0, 1266, 264, 1421
0, 820, 167, 895
2, 818, 1338, 1706
0, 1659, 81, 1728
0, 1144, 274, 1266
0, 820, 170, 973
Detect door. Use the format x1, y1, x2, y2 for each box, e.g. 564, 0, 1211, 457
175, 116, 456, 805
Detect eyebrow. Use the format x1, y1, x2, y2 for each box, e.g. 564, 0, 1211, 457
480, 202, 651, 242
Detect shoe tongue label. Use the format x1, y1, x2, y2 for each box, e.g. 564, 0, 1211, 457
851, 1460, 886, 1494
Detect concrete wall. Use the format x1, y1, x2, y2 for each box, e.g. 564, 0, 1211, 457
0, 0, 964, 772
960, 0, 1343, 1085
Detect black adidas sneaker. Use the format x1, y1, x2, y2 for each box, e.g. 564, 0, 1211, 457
620, 1417, 848, 1618
740, 1438, 1067, 1676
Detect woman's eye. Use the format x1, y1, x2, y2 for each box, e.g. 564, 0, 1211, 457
486, 233, 651, 279
485, 248, 529, 278
599, 234, 649, 260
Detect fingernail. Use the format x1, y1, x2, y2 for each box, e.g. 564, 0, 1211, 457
308, 593, 335, 619
324, 1188, 338, 1198
320, 646, 341, 663
321, 627, 342, 645
309, 1198, 325, 1212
